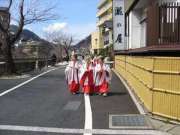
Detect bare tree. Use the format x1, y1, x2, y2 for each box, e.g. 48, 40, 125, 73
45, 32, 75, 61
0, 0, 57, 74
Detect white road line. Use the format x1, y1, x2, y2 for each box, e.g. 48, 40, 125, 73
84, 94, 93, 135
0, 68, 58, 97
113, 69, 146, 114
0, 125, 171, 135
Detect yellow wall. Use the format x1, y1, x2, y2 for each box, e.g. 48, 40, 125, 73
91, 31, 103, 50
115, 55, 180, 121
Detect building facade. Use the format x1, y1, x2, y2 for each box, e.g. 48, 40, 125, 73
117, 0, 180, 53
91, 31, 101, 54
115, 0, 180, 121
96, 0, 113, 52
95, 0, 140, 54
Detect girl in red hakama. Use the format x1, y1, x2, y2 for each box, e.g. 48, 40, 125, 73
65, 54, 81, 94
91, 56, 99, 94
94, 57, 111, 97
80, 57, 94, 95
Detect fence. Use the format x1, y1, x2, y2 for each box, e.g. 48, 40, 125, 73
147, 2, 180, 46
0, 58, 48, 75
115, 55, 180, 121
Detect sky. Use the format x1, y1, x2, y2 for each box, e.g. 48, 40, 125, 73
0, 0, 98, 41
41, 0, 98, 41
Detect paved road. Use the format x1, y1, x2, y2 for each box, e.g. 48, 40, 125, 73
0, 67, 54, 93
0, 67, 139, 135
91, 73, 139, 129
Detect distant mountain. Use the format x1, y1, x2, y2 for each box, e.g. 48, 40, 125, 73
10, 25, 41, 41
74, 35, 91, 49
73, 35, 91, 55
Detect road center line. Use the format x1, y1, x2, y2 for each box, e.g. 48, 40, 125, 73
0, 125, 171, 135
0, 67, 58, 97
84, 94, 93, 135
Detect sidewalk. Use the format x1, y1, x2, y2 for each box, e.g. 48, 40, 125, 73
149, 116, 180, 135
113, 69, 180, 135
90, 72, 139, 129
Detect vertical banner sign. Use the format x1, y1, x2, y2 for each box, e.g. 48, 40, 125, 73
113, 0, 125, 50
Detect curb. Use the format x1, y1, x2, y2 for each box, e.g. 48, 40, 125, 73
112, 69, 174, 135
112, 69, 146, 115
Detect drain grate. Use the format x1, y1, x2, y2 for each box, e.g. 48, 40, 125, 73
109, 114, 152, 129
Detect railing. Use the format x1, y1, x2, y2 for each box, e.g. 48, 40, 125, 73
96, 2, 112, 17
0, 58, 49, 75
98, 0, 108, 9
97, 14, 112, 26
159, 2, 180, 44
147, 2, 180, 46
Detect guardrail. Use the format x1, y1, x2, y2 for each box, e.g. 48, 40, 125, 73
0, 58, 51, 75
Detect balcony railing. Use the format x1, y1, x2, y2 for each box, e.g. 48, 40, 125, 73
116, 2, 180, 55
97, 14, 112, 26
147, 2, 180, 46
98, 0, 108, 9
96, 2, 112, 17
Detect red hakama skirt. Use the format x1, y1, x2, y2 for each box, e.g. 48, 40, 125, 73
99, 80, 109, 93
68, 81, 79, 93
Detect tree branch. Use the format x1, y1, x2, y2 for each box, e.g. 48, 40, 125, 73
7, 0, 12, 11
24, 5, 58, 25
10, 0, 25, 45
44, 32, 74, 58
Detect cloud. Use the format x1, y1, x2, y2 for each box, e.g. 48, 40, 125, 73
10, 19, 18, 25
43, 22, 96, 41
68, 23, 96, 41
43, 22, 67, 33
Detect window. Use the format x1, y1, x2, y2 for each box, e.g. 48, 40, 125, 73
125, 13, 129, 37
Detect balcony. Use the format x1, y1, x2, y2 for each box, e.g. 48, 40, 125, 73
98, 0, 108, 9
97, 14, 112, 26
96, 2, 112, 17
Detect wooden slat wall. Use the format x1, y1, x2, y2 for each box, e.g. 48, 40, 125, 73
147, 3, 159, 46
115, 55, 180, 121
147, 2, 180, 46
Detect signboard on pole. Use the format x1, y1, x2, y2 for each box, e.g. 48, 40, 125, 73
113, 0, 125, 50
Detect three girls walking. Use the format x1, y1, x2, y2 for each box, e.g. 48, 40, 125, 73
65, 52, 111, 97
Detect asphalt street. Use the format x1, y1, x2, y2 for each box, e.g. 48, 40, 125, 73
0, 67, 54, 93
0, 67, 139, 135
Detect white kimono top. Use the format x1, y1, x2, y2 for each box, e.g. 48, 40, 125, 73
94, 63, 112, 86
65, 61, 82, 85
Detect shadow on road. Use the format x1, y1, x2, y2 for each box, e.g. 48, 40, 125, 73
108, 92, 127, 97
